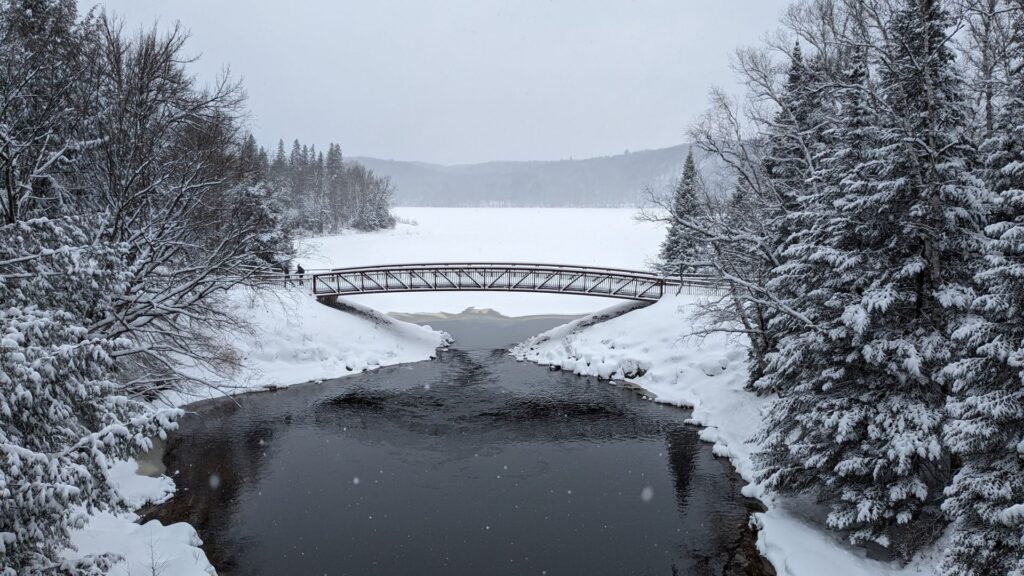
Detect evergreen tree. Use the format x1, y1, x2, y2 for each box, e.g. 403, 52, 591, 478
255, 146, 270, 182
756, 0, 985, 559
305, 151, 328, 233
763, 42, 818, 214
289, 139, 304, 203
237, 133, 263, 185
266, 137, 394, 234
325, 142, 345, 230
0, 217, 180, 573
270, 139, 287, 180
763, 42, 825, 265
269, 139, 296, 231
758, 42, 826, 387
939, 6, 1024, 573
657, 150, 704, 277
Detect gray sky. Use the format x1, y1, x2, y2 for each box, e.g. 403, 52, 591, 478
79, 0, 790, 164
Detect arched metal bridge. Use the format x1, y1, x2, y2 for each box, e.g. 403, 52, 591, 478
309, 263, 719, 302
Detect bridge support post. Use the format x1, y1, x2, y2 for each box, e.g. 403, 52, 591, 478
316, 295, 339, 305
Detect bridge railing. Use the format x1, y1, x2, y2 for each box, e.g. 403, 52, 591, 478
236, 264, 725, 299
670, 274, 727, 297
308, 263, 724, 302
321, 261, 669, 278
240, 267, 331, 288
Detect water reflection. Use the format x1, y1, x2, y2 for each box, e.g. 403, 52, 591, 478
148, 317, 768, 576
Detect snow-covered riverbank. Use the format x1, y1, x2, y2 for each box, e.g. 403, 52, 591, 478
66, 288, 449, 575
164, 288, 449, 406
512, 294, 943, 576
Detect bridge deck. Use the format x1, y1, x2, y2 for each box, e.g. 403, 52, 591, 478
311, 263, 719, 302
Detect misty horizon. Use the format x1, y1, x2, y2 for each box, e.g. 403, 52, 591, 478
76, 0, 790, 165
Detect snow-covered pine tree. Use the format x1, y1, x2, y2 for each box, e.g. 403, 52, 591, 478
762, 42, 819, 218
305, 151, 329, 234
325, 143, 345, 230
270, 140, 298, 232
289, 139, 305, 217
756, 0, 986, 559
657, 150, 705, 278
939, 5, 1024, 573
270, 139, 288, 180
344, 162, 395, 231
233, 139, 294, 270
237, 134, 266, 186
756, 42, 826, 388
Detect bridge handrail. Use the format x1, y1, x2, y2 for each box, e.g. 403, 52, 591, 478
323, 262, 676, 280
306, 262, 724, 301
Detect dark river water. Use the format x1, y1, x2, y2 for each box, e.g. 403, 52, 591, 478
147, 311, 770, 576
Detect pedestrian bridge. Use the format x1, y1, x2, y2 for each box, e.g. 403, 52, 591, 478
310, 263, 719, 302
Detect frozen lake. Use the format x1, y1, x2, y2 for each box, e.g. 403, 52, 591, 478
297, 207, 667, 316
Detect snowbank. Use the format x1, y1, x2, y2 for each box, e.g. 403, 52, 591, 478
166, 288, 450, 405
70, 288, 449, 575
66, 461, 215, 576
512, 294, 941, 576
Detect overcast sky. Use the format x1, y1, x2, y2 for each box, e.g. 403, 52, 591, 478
79, 1, 790, 165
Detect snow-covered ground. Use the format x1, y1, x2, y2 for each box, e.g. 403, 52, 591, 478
66, 461, 215, 576
513, 294, 943, 576
297, 207, 667, 316
68, 287, 449, 575
164, 288, 449, 405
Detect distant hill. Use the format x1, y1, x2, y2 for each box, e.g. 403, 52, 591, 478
353, 145, 691, 207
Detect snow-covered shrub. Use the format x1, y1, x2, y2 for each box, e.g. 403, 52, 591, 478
0, 305, 180, 573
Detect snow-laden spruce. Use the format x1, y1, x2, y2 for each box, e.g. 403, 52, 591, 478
266, 138, 396, 236
939, 4, 1024, 574
754, 0, 991, 562
640, 0, 1024, 569
656, 150, 706, 278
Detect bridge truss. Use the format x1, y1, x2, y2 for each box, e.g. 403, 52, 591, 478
311, 263, 720, 302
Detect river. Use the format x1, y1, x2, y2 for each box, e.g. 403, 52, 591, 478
146, 309, 770, 575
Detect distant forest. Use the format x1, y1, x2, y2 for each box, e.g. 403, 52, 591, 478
246, 138, 396, 234
355, 145, 690, 207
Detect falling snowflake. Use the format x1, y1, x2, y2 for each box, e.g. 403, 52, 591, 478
641, 486, 653, 502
